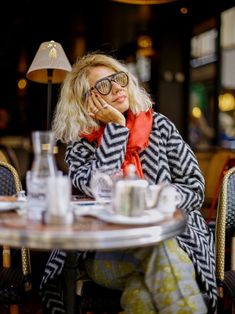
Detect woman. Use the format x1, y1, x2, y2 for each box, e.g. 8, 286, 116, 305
41, 52, 217, 313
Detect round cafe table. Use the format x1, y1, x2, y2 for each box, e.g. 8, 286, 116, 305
0, 208, 186, 250
0, 207, 186, 314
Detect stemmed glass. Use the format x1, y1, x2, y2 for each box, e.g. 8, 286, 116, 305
90, 167, 123, 206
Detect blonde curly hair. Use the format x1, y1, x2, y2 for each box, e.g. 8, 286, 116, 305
52, 52, 153, 143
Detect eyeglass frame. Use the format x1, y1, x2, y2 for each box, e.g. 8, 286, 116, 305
87, 71, 129, 96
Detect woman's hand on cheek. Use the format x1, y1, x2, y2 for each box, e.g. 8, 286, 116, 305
87, 92, 126, 126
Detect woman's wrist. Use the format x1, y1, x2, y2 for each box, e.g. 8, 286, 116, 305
117, 117, 126, 126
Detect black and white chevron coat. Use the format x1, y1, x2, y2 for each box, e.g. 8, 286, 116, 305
41, 112, 217, 312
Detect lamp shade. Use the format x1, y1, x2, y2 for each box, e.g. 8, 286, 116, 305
26, 40, 72, 84
112, 0, 176, 4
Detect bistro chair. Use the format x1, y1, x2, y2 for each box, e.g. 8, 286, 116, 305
197, 149, 235, 228
215, 166, 235, 313
0, 161, 32, 314
0, 145, 21, 178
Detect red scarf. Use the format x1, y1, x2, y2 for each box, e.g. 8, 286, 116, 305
81, 109, 153, 178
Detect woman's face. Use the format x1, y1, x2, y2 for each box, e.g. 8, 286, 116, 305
87, 66, 130, 113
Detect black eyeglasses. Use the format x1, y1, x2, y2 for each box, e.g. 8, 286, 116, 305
90, 71, 129, 96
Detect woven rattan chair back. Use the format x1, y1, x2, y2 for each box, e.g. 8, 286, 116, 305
0, 161, 21, 195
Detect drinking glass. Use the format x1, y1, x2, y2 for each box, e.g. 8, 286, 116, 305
90, 168, 123, 205
26, 170, 63, 221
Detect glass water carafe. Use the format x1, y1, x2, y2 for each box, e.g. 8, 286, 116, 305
31, 131, 58, 177
27, 131, 58, 221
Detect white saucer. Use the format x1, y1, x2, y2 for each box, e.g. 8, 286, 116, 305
73, 204, 107, 216
97, 209, 164, 225
71, 200, 97, 206
74, 205, 164, 225
0, 201, 22, 211
71, 199, 110, 206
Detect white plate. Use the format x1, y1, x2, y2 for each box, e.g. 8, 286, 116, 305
73, 203, 107, 216
71, 199, 110, 206
97, 209, 164, 225
71, 200, 111, 213
74, 205, 164, 225
71, 200, 98, 207
0, 202, 21, 211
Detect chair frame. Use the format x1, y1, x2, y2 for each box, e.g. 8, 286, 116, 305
215, 166, 235, 310
0, 161, 32, 314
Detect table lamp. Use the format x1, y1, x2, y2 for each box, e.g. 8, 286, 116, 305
112, 0, 176, 4
26, 40, 72, 130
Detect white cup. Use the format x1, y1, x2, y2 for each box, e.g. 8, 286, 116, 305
45, 175, 73, 225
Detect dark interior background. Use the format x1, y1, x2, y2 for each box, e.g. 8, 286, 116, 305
0, 0, 234, 137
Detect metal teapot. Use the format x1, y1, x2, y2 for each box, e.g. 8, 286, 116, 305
112, 164, 179, 217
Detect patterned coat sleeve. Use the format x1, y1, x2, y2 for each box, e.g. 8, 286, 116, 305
157, 113, 205, 213
65, 123, 129, 196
